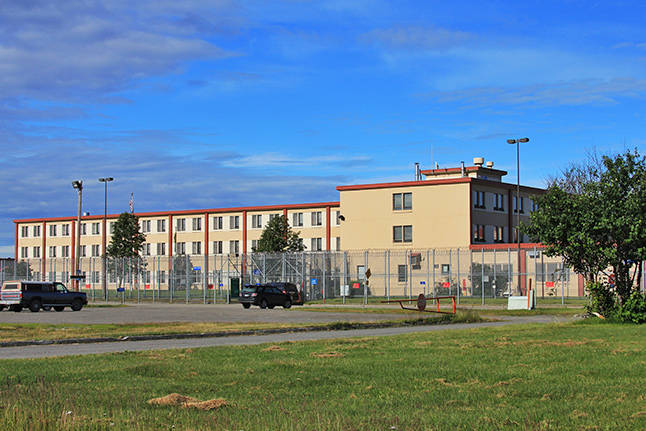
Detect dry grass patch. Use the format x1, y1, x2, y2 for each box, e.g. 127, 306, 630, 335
263, 345, 286, 352
147, 393, 228, 411
310, 351, 345, 358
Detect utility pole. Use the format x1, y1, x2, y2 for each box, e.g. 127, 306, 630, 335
72, 180, 83, 291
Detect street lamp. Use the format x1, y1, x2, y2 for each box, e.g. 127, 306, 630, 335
99, 177, 114, 301
72, 180, 83, 291
507, 137, 529, 295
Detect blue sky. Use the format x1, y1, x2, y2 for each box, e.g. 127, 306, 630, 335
1, 0, 645, 256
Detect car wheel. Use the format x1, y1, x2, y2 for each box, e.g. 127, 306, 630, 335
29, 299, 41, 312
268, 304, 275, 309
283, 299, 292, 309
11, 305, 22, 312
42, 306, 52, 311
242, 303, 251, 309
71, 299, 83, 311
0, 305, 5, 311
259, 299, 268, 309
54, 306, 65, 312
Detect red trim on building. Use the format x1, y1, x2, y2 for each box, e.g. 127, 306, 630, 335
71, 221, 76, 276
507, 190, 513, 242
468, 183, 473, 245
41, 221, 46, 278
204, 212, 209, 283
325, 206, 331, 251
283, 208, 287, 218
168, 214, 173, 271
13, 202, 340, 224
14, 223, 18, 260
578, 274, 585, 296
242, 210, 247, 254
469, 242, 544, 251
337, 178, 471, 192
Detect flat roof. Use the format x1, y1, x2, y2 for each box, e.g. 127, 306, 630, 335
13, 201, 340, 224
337, 176, 545, 193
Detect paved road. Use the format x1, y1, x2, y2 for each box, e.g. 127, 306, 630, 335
0, 315, 571, 359
0, 303, 408, 325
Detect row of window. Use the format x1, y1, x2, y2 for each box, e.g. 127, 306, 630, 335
473, 191, 539, 213
472, 225, 528, 243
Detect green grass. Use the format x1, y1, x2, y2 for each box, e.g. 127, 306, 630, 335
0, 321, 644, 430
0, 311, 483, 343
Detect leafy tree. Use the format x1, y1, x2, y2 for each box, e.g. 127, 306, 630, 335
524, 149, 646, 306
254, 215, 305, 252
106, 212, 146, 290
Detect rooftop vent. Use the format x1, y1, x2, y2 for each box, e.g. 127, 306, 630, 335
486, 161, 494, 168
473, 157, 484, 167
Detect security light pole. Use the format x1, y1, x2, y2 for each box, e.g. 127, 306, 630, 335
99, 177, 114, 300
507, 138, 529, 295
72, 180, 83, 291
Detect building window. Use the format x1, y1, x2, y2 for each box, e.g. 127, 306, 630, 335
33, 246, 40, 258
441, 264, 450, 274
292, 212, 303, 227
473, 224, 486, 242
530, 199, 539, 212
269, 213, 279, 222
139, 220, 149, 233
494, 226, 505, 243
393, 225, 413, 243
62, 224, 70, 236
176, 242, 185, 255
229, 240, 239, 255
230, 216, 239, 230
335, 211, 341, 225
80, 223, 87, 235
143, 270, 151, 284
336, 237, 341, 251
92, 222, 100, 235
62, 246, 69, 257
92, 271, 100, 283
21, 226, 28, 237
213, 241, 223, 254
109, 222, 115, 234
494, 193, 505, 211
310, 237, 322, 251
251, 239, 258, 251
156, 243, 166, 256
213, 216, 223, 230
48, 246, 56, 258
80, 245, 86, 257
474, 191, 486, 209
513, 196, 525, 213
33, 225, 41, 237
311, 211, 322, 226
92, 244, 101, 257
142, 243, 151, 256
21, 247, 28, 258
252, 214, 262, 229
176, 218, 186, 232
398, 265, 407, 282
192, 217, 202, 231
393, 192, 412, 211
49, 225, 57, 237
191, 241, 201, 255
158, 271, 166, 284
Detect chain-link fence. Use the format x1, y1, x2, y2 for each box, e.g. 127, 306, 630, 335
1, 247, 592, 305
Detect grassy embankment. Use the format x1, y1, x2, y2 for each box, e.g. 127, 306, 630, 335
0, 321, 644, 430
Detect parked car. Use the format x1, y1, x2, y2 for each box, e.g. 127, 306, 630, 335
238, 282, 303, 309
0, 280, 88, 312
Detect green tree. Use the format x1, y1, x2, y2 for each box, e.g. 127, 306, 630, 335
106, 212, 146, 290
524, 149, 646, 305
254, 215, 304, 252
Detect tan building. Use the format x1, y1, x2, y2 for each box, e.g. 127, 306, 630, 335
13, 158, 586, 297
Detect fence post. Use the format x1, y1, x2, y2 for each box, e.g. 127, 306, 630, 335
203, 254, 207, 304
448, 249, 452, 297
185, 255, 189, 304
407, 249, 412, 299
387, 250, 391, 301
364, 250, 368, 305
432, 249, 436, 297
425, 250, 429, 298
533, 246, 537, 304
342, 251, 347, 304
481, 247, 485, 306
493, 249, 497, 298
507, 248, 512, 296
561, 257, 565, 306
384, 250, 388, 298
457, 249, 461, 305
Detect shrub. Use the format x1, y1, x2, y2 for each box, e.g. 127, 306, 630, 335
585, 281, 617, 317
616, 291, 646, 324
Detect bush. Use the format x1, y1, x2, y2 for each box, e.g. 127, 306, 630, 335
616, 291, 646, 324
585, 281, 617, 317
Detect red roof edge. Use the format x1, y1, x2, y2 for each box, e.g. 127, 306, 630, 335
469, 242, 544, 250
337, 177, 471, 191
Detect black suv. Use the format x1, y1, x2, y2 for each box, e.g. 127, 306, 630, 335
0, 280, 88, 312
239, 282, 303, 309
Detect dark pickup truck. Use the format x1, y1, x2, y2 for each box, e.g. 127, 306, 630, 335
0, 280, 88, 312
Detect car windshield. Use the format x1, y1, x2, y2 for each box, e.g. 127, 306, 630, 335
242, 286, 257, 293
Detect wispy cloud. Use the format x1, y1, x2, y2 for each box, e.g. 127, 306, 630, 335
361, 26, 471, 50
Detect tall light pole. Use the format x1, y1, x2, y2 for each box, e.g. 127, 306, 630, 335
99, 177, 114, 301
507, 138, 529, 295
72, 180, 83, 291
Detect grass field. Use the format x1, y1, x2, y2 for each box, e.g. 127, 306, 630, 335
0, 321, 644, 430
0, 311, 482, 343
